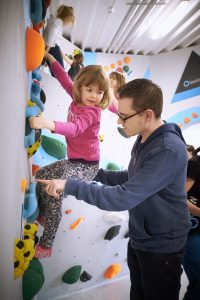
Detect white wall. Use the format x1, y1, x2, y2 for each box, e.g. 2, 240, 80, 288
0, 1, 29, 299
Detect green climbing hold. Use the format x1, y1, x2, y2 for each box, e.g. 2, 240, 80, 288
62, 265, 82, 284
41, 135, 66, 160
28, 258, 44, 277
106, 162, 121, 171
22, 263, 45, 300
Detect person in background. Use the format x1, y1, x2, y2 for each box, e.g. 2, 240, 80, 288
36, 78, 191, 300
108, 71, 126, 114
108, 71, 129, 138
62, 49, 84, 81
29, 52, 110, 258
43, 5, 75, 76
183, 144, 200, 300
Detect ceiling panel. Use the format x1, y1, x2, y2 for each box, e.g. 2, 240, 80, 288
50, 0, 200, 55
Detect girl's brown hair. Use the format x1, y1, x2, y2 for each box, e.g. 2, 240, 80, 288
57, 5, 75, 24
73, 65, 110, 109
109, 71, 126, 89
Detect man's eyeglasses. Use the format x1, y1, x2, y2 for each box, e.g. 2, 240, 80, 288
117, 110, 144, 122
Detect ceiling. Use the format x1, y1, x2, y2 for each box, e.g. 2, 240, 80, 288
50, 0, 200, 55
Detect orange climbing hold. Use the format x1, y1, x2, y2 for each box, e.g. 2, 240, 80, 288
21, 178, 27, 193
32, 164, 40, 176
184, 117, 190, 123
65, 209, 72, 215
124, 56, 131, 64
26, 27, 45, 71
104, 263, 122, 279
192, 113, 198, 118
70, 217, 84, 230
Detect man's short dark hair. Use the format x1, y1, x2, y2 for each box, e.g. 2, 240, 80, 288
119, 78, 163, 118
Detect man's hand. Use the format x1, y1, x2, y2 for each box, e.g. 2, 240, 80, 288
36, 179, 67, 198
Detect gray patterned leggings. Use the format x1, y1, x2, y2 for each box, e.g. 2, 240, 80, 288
35, 159, 99, 248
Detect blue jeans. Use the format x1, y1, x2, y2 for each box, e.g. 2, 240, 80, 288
182, 234, 200, 300
127, 241, 183, 300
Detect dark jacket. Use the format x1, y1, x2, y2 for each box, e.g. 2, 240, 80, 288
65, 123, 191, 253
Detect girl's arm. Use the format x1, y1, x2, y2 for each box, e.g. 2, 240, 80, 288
29, 116, 55, 132
44, 52, 73, 97
108, 88, 118, 114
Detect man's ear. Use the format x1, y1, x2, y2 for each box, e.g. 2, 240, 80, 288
144, 109, 154, 121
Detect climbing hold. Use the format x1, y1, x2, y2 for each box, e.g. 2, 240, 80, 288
32, 68, 42, 81
99, 134, 104, 142
62, 265, 82, 284
23, 239, 35, 262
25, 105, 41, 118
27, 136, 42, 158
24, 223, 38, 240
26, 207, 39, 223
124, 230, 129, 239
104, 212, 127, 224
14, 239, 28, 279
31, 82, 44, 112
32, 164, 40, 176
41, 135, 66, 160
104, 263, 122, 279
106, 162, 121, 171
21, 178, 27, 193
40, 88, 46, 104
117, 127, 130, 138
124, 56, 131, 64
26, 27, 45, 71
22, 260, 45, 300
80, 270, 92, 282
104, 225, 121, 241
30, 0, 43, 25
70, 217, 84, 230
65, 209, 72, 214
23, 183, 38, 219
123, 65, 129, 73
24, 120, 35, 149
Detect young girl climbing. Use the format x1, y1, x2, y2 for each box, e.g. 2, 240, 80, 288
29, 52, 110, 258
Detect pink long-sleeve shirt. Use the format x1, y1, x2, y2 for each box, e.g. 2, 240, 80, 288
51, 61, 101, 161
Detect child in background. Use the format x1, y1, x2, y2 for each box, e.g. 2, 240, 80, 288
29, 52, 110, 258
108, 71, 126, 114
108, 72, 128, 137
43, 5, 75, 75
62, 50, 84, 81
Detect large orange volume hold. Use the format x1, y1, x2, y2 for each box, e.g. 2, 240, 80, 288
26, 27, 45, 71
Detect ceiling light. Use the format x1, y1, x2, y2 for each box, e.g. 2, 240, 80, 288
150, 2, 190, 40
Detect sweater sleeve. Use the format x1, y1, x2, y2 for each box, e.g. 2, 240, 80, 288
51, 61, 73, 97
54, 107, 100, 138
65, 149, 181, 211
93, 168, 128, 185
